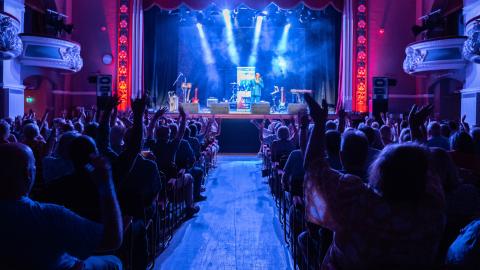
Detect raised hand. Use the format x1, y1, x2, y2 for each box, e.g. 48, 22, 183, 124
179, 105, 186, 119
304, 93, 327, 125
408, 104, 433, 129
154, 106, 168, 119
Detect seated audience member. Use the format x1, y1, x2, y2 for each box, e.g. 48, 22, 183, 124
270, 126, 296, 165
42, 136, 104, 222
176, 126, 205, 202
0, 143, 123, 270
187, 124, 202, 160
427, 121, 450, 150
42, 131, 79, 183
339, 130, 369, 181
110, 125, 125, 155
449, 131, 480, 177
472, 127, 480, 157
303, 95, 445, 269
446, 218, 480, 269
358, 125, 381, 169
147, 107, 199, 216
325, 130, 342, 170
430, 147, 480, 263
0, 119, 11, 144
325, 120, 337, 131
379, 125, 393, 145
441, 123, 452, 138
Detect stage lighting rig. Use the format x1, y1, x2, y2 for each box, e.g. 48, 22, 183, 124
46, 9, 74, 37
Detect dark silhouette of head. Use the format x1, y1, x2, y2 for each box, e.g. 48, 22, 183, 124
440, 123, 451, 138
168, 123, 178, 139
84, 122, 99, 139
340, 130, 369, 171
189, 124, 198, 137
451, 131, 474, 154
430, 147, 459, 193
155, 125, 170, 141
0, 120, 10, 141
184, 126, 191, 138
428, 121, 442, 138
276, 126, 290, 140
325, 130, 341, 157
0, 143, 36, 199
359, 126, 375, 146
325, 120, 337, 131
23, 123, 39, 141
369, 143, 429, 203
69, 135, 98, 170
56, 131, 80, 159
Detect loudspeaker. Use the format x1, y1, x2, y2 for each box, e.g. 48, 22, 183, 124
206, 98, 218, 108
372, 77, 391, 117
180, 103, 199, 114
251, 102, 270, 114
210, 102, 230, 114
96, 75, 112, 97
287, 103, 307, 114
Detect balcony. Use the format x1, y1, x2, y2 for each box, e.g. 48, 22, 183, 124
403, 36, 467, 76
18, 34, 83, 72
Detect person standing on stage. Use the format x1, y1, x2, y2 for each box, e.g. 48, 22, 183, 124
252, 73, 264, 103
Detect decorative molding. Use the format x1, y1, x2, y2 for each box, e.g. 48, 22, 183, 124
117, 0, 131, 111
403, 37, 467, 75
0, 12, 23, 60
353, 0, 367, 113
460, 87, 480, 94
463, 19, 480, 63
18, 34, 83, 72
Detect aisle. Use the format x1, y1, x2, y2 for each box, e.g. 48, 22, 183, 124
155, 155, 292, 270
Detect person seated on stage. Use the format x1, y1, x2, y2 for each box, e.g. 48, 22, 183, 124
270, 125, 297, 165
303, 95, 445, 269
427, 121, 450, 150
0, 143, 123, 270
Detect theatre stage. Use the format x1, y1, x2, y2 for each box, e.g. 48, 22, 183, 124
164, 111, 294, 120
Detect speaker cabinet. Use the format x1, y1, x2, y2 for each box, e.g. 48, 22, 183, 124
210, 102, 230, 114
251, 102, 270, 114
180, 102, 199, 114
372, 77, 389, 117
96, 75, 112, 97
287, 103, 307, 114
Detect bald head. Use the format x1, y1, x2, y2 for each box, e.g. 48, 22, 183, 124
0, 143, 36, 199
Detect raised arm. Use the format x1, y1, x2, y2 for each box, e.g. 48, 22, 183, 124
147, 107, 167, 140
298, 109, 310, 155
89, 155, 123, 252
408, 104, 433, 143
175, 105, 187, 142
303, 94, 328, 170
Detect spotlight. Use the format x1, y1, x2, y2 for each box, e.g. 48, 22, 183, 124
196, 22, 202, 28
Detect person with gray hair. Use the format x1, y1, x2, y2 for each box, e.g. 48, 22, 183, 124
427, 121, 450, 150
0, 120, 11, 144
42, 131, 79, 183
270, 125, 296, 164
302, 94, 445, 269
0, 143, 123, 270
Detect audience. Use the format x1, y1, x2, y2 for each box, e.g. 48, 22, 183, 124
0, 143, 123, 270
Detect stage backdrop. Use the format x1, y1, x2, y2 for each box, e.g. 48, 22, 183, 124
144, 5, 341, 107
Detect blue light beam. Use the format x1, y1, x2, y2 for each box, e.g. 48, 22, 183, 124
196, 23, 215, 65
223, 9, 239, 65
248, 16, 264, 67
277, 23, 291, 55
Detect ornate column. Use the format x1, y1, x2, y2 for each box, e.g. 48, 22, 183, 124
0, 0, 25, 118
461, 0, 480, 126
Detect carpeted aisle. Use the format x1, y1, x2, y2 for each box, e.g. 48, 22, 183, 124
155, 155, 292, 270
